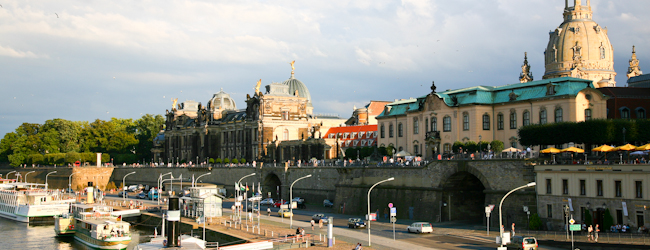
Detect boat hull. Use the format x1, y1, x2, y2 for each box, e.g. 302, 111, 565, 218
74, 233, 130, 250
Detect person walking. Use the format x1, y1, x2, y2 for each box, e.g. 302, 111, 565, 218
311, 219, 315, 230
511, 223, 515, 236
588, 225, 593, 241
267, 207, 271, 216
595, 224, 600, 242
384, 208, 389, 219
319, 218, 323, 229
354, 242, 362, 250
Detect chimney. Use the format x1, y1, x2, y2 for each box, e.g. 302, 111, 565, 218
86, 182, 94, 204
166, 197, 181, 247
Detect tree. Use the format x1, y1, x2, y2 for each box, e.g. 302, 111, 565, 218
452, 141, 464, 153
490, 140, 504, 154
232, 158, 239, 164
345, 148, 358, 159
584, 209, 593, 226
529, 213, 543, 230
134, 114, 165, 161
603, 208, 614, 229
240, 158, 246, 164
385, 145, 395, 157
106, 181, 117, 190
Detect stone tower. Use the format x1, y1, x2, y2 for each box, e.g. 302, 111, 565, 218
543, 0, 616, 88
627, 46, 643, 79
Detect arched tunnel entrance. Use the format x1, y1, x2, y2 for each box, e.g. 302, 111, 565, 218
441, 171, 486, 224
263, 173, 282, 200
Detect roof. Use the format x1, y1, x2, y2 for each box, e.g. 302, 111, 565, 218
324, 125, 378, 148
283, 75, 312, 106
599, 87, 650, 99
377, 77, 595, 118
325, 125, 377, 136
366, 101, 391, 116
628, 74, 650, 84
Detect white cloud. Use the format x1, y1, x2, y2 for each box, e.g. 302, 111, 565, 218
0, 45, 45, 58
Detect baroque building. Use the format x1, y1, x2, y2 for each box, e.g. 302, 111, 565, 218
155, 63, 346, 164
543, 0, 617, 87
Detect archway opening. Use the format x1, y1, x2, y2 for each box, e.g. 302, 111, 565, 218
263, 173, 282, 201
441, 171, 486, 224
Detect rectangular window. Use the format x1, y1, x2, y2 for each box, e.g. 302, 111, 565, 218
615, 180, 622, 197
414, 145, 419, 155
638, 213, 645, 229
597, 180, 603, 196
380, 124, 385, 138
585, 109, 592, 120
546, 179, 552, 194
510, 112, 517, 129
580, 179, 586, 196
555, 108, 563, 122
540, 110, 547, 124
547, 204, 553, 218
463, 114, 469, 131
616, 210, 623, 224
443, 117, 451, 132
432, 117, 437, 132
282, 111, 289, 120
562, 179, 569, 195
413, 118, 419, 135
523, 111, 530, 126
398, 123, 403, 137
497, 114, 504, 130
636, 181, 643, 198
483, 115, 490, 130
425, 118, 429, 132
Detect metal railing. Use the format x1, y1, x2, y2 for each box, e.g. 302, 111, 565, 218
518, 229, 650, 245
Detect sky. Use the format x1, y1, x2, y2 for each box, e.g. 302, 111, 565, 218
1, 0, 650, 137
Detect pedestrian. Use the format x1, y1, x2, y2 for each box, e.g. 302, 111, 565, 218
588, 225, 593, 241
311, 219, 315, 230
267, 207, 271, 216
354, 242, 362, 250
319, 218, 323, 229
301, 227, 305, 240
595, 224, 600, 242
511, 222, 515, 236
384, 208, 388, 219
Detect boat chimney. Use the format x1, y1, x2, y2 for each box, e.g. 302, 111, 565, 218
86, 182, 94, 204
166, 197, 181, 247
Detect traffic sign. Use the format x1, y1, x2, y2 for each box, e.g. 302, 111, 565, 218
388, 203, 393, 208
569, 218, 575, 225
390, 207, 396, 216
569, 224, 581, 231
390, 217, 397, 223
488, 204, 495, 212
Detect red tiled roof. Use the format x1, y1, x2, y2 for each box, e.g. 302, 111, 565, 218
366, 101, 391, 116
324, 125, 378, 147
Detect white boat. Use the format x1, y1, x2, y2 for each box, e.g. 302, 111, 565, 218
133, 235, 208, 250
0, 178, 75, 223
54, 186, 132, 250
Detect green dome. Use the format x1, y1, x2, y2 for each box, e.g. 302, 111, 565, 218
282, 75, 312, 106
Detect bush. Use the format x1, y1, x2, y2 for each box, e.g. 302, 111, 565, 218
240, 158, 246, 164
216, 158, 222, 164
65, 152, 81, 164
584, 209, 592, 226
232, 158, 239, 164
385, 145, 394, 157
106, 181, 117, 190
208, 158, 215, 164
490, 140, 504, 153
452, 141, 464, 153
603, 208, 614, 229
529, 213, 543, 230
464, 141, 478, 153
224, 158, 230, 164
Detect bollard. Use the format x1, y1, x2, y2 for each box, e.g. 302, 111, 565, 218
265, 230, 267, 236
272, 231, 274, 237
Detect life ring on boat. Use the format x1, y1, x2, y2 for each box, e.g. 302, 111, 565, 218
68, 224, 75, 230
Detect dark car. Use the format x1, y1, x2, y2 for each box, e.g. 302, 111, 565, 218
137, 192, 147, 199
347, 218, 366, 229
118, 191, 129, 198
312, 214, 329, 224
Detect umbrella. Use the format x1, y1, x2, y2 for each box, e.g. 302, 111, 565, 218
561, 147, 585, 153
614, 144, 637, 151
394, 150, 412, 157
636, 144, 650, 151
540, 147, 561, 154
592, 144, 614, 152
630, 151, 649, 155
502, 147, 522, 153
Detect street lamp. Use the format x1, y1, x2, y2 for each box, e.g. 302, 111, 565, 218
479, 135, 482, 159
623, 127, 626, 144
193, 173, 211, 187
6, 171, 16, 179
45, 171, 57, 190
69, 172, 78, 194
122, 171, 136, 204
24, 171, 36, 184
290, 174, 312, 229
499, 182, 536, 248
368, 177, 395, 246
237, 173, 256, 221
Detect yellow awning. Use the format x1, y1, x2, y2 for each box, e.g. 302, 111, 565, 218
592, 144, 614, 152
540, 147, 561, 153
614, 144, 637, 151
561, 147, 585, 153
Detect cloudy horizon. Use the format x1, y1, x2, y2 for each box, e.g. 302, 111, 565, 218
1, 0, 649, 136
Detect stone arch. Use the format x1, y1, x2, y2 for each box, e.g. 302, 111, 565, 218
263, 172, 283, 200
439, 165, 492, 191
439, 166, 491, 223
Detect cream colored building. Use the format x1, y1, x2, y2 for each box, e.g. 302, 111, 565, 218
536, 164, 650, 230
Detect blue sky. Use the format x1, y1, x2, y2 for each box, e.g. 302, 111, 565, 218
1, 0, 649, 137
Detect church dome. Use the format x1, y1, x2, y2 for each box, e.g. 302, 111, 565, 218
208, 88, 237, 111
282, 75, 312, 107
543, 0, 616, 88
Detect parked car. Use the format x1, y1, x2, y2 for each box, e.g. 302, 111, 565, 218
292, 197, 304, 203
278, 209, 293, 218
136, 192, 147, 199
260, 198, 274, 206
508, 236, 538, 250
323, 199, 334, 207
118, 191, 129, 198
347, 218, 366, 229
406, 222, 433, 233
273, 200, 287, 208
312, 214, 328, 224
246, 204, 260, 212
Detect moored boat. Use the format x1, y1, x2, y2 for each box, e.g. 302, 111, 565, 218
0, 178, 75, 223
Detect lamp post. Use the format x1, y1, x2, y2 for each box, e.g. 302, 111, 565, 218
368, 177, 395, 246
290, 174, 312, 229
499, 182, 536, 248
237, 173, 256, 221
122, 171, 136, 204
158, 172, 172, 205
45, 171, 57, 190
479, 135, 482, 159
6, 171, 16, 179
24, 171, 36, 184
69, 172, 78, 194
193, 173, 211, 187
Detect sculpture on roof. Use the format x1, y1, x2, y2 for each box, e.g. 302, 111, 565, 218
627, 45, 643, 79
519, 52, 534, 83
171, 98, 178, 110
508, 90, 519, 101
255, 79, 261, 95
430, 81, 436, 94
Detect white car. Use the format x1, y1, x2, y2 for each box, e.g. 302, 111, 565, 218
407, 222, 433, 233
260, 198, 274, 206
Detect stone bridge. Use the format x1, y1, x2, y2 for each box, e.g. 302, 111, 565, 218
1, 160, 536, 227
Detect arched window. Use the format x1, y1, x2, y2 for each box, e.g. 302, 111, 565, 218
523, 110, 530, 126
414, 145, 419, 155
431, 117, 438, 132
443, 143, 451, 153
413, 117, 419, 135
585, 109, 592, 120
283, 129, 289, 140
462, 112, 469, 131
510, 111, 517, 129
398, 123, 404, 137
443, 116, 451, 132
540, 109, 547, 124
482, 114, 490, 130
380, 124, 385, 138
425, 118, 429, 132
555, 108, 563, 122
389, 123, 394, 138
636, 108, 646, 119
497, 113, 504, 130
620, 107, 630, 119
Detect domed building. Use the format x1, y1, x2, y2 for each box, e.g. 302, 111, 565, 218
543, 0, 616, 88
207, 88, 237, 120
282, 63, 314, 113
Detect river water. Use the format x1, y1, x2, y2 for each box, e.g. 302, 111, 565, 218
0, 217, 154, 250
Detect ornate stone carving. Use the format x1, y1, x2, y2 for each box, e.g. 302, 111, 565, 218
627, 45, 643, 79
519, 52, 534, 83
508, 90, 519, 101
430, 81, 436, 94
